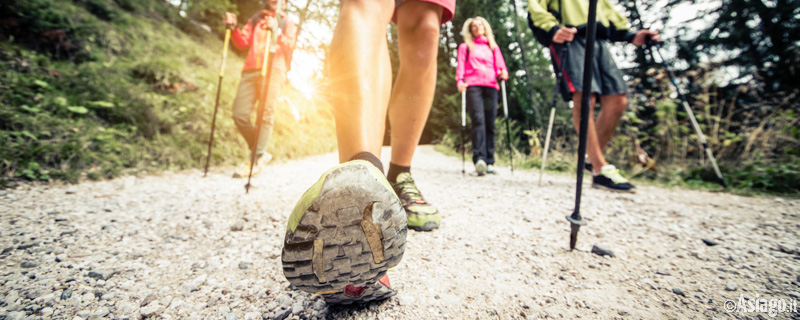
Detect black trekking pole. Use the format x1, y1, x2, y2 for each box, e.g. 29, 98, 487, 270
461, 90, 466, 176
204, 26, 233, 177
500, 80, 513, 173
246, 0, 283, 193
647, 41, 727, 188
567, 0, 599, 250
539, 42, 569, 186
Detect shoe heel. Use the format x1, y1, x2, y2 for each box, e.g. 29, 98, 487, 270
282, 163, 407, 304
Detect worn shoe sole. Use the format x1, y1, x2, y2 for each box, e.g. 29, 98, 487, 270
591, 183, 636, 194
476, 161, 487, 176
282, 161, 407, 304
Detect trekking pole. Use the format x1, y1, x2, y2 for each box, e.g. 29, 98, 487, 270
204, 26, 233, 177
567, 0, 599, 251
461, 90, 466, 176
500, 80, 513, 173
246, 0, 283, 193
539, 43, 569, 186
647, 41, 727, 188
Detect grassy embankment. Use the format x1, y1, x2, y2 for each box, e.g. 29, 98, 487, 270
1, 0, 336, 185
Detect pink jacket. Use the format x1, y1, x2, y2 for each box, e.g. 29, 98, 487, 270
456, 36, 507, 90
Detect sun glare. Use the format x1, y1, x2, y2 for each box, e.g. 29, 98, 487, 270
288, 50, 321, 99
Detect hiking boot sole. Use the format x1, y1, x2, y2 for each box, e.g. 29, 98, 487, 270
408, 221, 439, 232
591, 183, 636, 194
282, 162, 407, 304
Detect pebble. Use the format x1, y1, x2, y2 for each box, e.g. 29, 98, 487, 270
672, 288, 685, 297
231, 221, 244, 232
725, 281, 737, 291
21, 261, 38, 268
87, 269, 115, 281
273, 308, 291, 320
591, 244, 615, 258
61, 289, 73, 300
140, 303, 162, 318
244, 312, 261, 320
92, 307, 110, 318
701, 239, 718, 246
291, 301, 303, 314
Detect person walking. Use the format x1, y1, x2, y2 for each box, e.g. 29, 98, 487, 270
456, 17, 508, 176
280, 0, 453, 304
223, 0, 297, 177
527, 0, 660, 192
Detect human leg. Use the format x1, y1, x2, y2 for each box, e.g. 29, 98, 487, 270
231, 71, 260, 152
329, 0, 395, 163
282, 0, 408, 304
388, 0, 443, 166
467, 86, 486, 165
483, 87, 498, 166
571, 91, 605, 173
596, 94, 627, 150
387, 0, 443, 231
254, 69, 286, 159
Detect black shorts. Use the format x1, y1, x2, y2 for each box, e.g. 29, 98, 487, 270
550, 37, 627, 102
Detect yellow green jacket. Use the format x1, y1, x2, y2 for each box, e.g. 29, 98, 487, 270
527, 0, 636, 44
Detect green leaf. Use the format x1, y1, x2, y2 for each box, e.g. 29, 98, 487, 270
53, 97, 68, 107
19, 130, 38, 141
88, 101, 115, 108
33, 80, 50, 88
20, 105, 41, 113
67, 106, 89, 114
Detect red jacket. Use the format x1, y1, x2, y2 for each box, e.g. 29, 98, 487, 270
231, 11, 296, 72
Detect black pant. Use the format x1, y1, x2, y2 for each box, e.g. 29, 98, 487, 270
466, 86, 498, 165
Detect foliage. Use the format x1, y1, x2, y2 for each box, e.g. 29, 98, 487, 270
0, 0, 336, 185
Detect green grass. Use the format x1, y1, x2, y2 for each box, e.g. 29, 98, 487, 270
0, 0, 335, 185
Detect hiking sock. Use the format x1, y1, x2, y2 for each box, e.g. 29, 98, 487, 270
387, 163, 411, 183
348, 152, 384, 174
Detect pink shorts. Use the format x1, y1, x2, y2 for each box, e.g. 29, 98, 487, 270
393, 0, 456, 24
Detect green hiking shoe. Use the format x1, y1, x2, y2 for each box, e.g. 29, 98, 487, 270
391, 172, 441, 231
592, 165, 636, 193
281, 160, 407, 304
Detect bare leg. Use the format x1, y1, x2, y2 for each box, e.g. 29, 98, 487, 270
388, 1, 443, 166
571, 91, 605, 174
596, 93, 628, 150
329, 0, 395, 163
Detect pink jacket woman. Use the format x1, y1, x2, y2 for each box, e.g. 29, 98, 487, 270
456, 17, 508, 175
456, 36, 507, 90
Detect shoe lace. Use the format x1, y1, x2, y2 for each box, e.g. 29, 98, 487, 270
603, 168, 629, 184
394, 176, 425, 203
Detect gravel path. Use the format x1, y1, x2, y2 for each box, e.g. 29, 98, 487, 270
1, 146, 799, 320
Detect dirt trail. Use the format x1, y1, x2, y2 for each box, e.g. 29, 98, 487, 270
1, 146, 798, 320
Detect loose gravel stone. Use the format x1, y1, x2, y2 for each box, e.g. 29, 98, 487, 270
61, 289, 73, 300
672, 288, 686, 296
701, 239, 718, 246
21, 261, 38, 268
0, 147, 796, 320
725, 281, 737, 291
87, 269, 115, 281
273, 308, 291, 320
591, 244, 615, 257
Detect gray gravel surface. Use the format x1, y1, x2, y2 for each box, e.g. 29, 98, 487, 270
1, 146, 799, 319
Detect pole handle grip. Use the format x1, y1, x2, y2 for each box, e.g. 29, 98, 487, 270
500, 80, 509, 119
219, 29, 232, 77
461, 91, 466, 127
